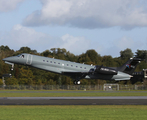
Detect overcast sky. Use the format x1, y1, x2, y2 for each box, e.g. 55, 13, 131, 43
0, 0, 147, 57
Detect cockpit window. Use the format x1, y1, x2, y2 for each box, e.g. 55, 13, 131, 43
21, 55, 24, 58
17, 54, 22, 57
17, 54, 24, 58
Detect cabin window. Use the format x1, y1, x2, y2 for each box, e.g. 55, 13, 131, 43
58, 63, 60, 65
80, 67, 82, 68
47, 60, 49, 62
54, 62, 56, 64
67, 64, 69, 66
71, 65, 73, 67
50, 61, 52, 63
76, 66, 78, 68
84, 67, 86, 69
43, 60, 45, 62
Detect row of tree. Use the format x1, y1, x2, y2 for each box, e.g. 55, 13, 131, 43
0, 45, 147, 85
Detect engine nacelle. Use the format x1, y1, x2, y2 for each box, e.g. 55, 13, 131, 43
94, 65, 118, 75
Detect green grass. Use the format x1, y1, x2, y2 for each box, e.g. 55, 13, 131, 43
0, 91, 146, 120
0, 105, 147, 120
0, 90, 147, 97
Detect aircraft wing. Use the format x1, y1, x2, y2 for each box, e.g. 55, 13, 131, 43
62, 71, 89, 79
62, 65, 118, 79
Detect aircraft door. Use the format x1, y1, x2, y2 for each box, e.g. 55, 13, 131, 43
26, 54, 33, 65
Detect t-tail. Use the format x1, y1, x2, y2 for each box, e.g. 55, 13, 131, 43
117, 58, 143, 75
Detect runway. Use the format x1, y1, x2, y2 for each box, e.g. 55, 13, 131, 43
0, 96, 147, 105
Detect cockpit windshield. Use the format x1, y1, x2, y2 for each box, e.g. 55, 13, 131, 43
17, 54, 24, 58
17, 54, 22, 57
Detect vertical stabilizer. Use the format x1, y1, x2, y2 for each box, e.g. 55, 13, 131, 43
117, 58, 142, 75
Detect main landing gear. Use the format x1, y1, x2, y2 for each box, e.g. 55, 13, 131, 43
74, 80, 80, 85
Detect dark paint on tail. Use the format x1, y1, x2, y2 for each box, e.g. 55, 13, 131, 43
117, 58, 143, 75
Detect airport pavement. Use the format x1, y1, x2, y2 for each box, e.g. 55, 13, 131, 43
0, 96, 147, 105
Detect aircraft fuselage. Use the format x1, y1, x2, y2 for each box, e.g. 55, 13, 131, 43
3, 53, 133, 84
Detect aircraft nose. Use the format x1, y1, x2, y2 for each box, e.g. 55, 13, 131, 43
3, 57, 14, 62
3, 57, 9, 61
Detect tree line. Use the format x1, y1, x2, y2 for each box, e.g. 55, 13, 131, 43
0, 45, 147, 85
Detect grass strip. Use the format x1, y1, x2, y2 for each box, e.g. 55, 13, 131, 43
0, 105, 146, 120
0, 91, 147, 97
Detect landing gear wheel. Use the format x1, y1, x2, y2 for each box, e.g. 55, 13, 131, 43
77, 81, 80, 85
74, 80, 77, 85
74, 80, 80, 85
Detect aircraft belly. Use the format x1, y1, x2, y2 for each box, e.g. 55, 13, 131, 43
85, 71, 131, 81
32, 65, 62, 74
85, 74, 114, 80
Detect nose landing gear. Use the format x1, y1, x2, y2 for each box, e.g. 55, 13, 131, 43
11, 64, 14, 71
5, 61, 14, 71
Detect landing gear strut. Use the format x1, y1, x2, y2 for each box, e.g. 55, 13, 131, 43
74, 80, 80, 85
5, 61, 14, 71
11, 64, 14, 71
